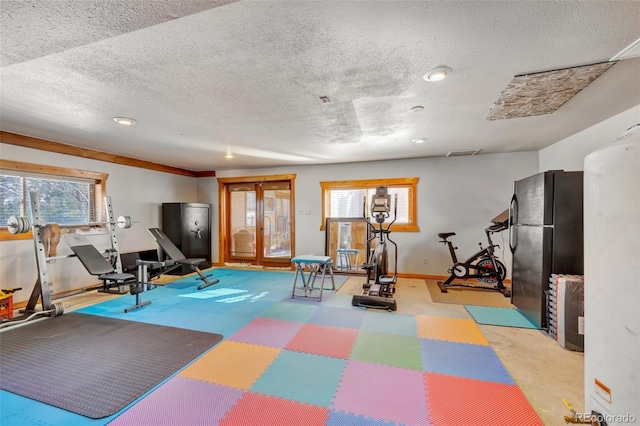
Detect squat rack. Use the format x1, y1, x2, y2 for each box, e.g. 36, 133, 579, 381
2, 191, 133, 327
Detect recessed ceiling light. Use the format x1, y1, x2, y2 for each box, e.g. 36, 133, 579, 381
412, 138, 426, 144
113, 117, 136, 126
225, 153, 234, 159
410, 105, 425, 112
423, 66, 452, 82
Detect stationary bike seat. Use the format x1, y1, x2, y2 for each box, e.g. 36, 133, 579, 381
438, 232, 455, 239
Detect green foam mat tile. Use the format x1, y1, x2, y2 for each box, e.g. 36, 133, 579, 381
350, 330, 422, 370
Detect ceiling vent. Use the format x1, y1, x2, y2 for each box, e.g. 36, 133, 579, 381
446, 149, 480, 157
611, 37, 640, 61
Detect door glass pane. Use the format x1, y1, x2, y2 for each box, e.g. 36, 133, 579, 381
230, 189, 256, 258
263, 188, 291, 258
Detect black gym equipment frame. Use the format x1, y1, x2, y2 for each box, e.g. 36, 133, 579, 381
436, 219, 510, 297
352, 187, 398, 311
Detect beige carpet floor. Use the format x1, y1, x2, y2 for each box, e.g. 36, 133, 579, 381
425, 279, 514, 308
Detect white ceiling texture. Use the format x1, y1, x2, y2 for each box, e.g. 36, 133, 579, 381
1, 1, 639, 172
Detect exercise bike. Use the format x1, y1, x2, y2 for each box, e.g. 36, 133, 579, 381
352, 186, 398, 311
437, 219, 510, 297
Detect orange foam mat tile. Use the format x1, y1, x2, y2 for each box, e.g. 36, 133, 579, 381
179, 340, 281, 389
219, 392, 330, 426
416, 315, 489, 345
424, 372, 544, 425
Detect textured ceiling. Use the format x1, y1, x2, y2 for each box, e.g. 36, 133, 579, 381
1, 0, 639, 172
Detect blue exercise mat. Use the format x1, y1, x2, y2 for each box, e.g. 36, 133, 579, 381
464, 305, 541, 329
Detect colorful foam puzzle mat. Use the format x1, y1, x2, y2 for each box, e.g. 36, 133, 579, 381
1, 269, 543, 426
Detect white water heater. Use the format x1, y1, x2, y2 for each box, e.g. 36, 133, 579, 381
584, 123, 640, 424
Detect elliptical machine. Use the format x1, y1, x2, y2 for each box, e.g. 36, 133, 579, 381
436, 219, 510, 297
352, 186, 398, 311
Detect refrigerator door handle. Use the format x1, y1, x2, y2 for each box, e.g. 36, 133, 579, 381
509, 194, 518, 253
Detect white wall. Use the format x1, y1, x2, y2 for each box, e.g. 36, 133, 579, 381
1, 143, 540, 305
5, 104, 637, 305
216, 151, 538, 277
539, 105, 640, 172
0, 143, 198, 304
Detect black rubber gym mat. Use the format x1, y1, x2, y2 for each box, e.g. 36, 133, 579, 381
0, 312, 223, 418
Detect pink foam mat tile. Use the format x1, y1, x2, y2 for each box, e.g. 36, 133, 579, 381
332, 360, 429, 426
285, 323, 358, 358
109, 376, 244, 425
228, 317, 304, 348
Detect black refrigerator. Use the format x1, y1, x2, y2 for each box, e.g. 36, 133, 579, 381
509, 171, 584, 328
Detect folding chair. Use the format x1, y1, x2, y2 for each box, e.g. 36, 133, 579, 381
148, 228, 219, 290
62, 234, 136, 293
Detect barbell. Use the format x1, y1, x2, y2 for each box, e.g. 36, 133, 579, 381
6, 215, 137, 234
6, 215, 31, 235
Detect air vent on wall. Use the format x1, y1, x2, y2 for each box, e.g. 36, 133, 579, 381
446, 149, 480, 157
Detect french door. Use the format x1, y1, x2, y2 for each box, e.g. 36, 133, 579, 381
221, 177, 294, 267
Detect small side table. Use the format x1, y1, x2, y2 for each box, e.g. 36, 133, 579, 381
291, 255, 335, 301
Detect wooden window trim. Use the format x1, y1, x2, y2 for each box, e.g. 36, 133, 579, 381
320, 177, 419, 232
0, 159, 108, 241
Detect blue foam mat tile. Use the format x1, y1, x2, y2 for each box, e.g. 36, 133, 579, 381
420, 338, 515, 384
308, 305, 366, 329
259, 300, 319, 323
320, 293, 356, 309
361, 311, 417, 336
326, 410, 403, 426
77, 295, 262, 336
0, 390, 117, 426
464, 305, 541, 329
250, 350, 347, 407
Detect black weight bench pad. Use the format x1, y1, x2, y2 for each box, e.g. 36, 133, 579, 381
62, 234, 134, 281
147, 228, 205, 267
148, 228, 217, 290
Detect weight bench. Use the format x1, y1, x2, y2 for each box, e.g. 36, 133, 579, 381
62, 234, 136, 294
124, 258, 175, 313
291, 255, 335, 301
148, 228, 219, 290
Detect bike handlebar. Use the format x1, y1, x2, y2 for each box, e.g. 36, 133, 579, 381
485, 219, 508, 233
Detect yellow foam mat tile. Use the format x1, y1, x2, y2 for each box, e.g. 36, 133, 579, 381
179, 340, 281, 389
415, 315, 489, 345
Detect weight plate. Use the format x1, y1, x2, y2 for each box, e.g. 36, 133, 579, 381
7, 216, 20, 234
117, 215, 133, 229
21, 216, 31, 233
